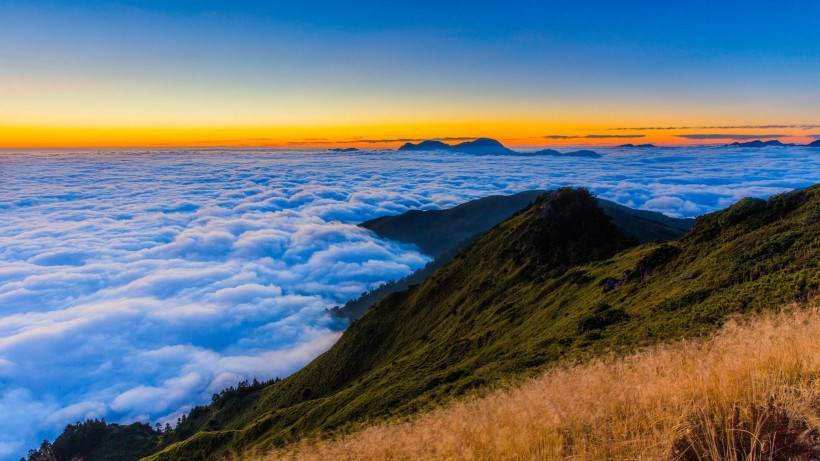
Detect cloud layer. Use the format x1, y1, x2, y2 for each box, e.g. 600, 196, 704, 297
542, 134, 646, 140
0, 146, 819, 459
608, 124, 820, 131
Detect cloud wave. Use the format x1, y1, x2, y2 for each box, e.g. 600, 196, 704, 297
0, 146, 819, 459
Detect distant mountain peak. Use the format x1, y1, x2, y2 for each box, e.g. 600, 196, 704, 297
727, 139, 794, 148
531, 148, 602, 158
398, 140, 451, 151
618, 143, 657, 148
450, 138, 517, 154
397, 138, 605, 157
465, 137, 500, 144
328, 147, 359, 152
398, 138, 516, 155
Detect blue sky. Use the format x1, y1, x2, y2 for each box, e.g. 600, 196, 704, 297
1, 0, 819, 145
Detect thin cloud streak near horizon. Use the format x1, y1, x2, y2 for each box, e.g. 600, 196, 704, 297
676, 133, 790, 140
286, 137, 481, 146
608, 124, 820, 131
543, 134, 646, 140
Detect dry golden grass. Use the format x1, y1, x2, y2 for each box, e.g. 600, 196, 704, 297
265, 303, 820, 461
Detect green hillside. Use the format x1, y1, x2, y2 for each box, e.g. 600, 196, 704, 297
360, 190, 692, 258
143, 186, 819, 460
336, 190, 692, 319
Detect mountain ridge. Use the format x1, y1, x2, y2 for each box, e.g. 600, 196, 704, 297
333, 191, 693, 320
398, 138, 602, 157
398, 138, 516, 155
728, 139, 795, 148
397, 137, 820, 152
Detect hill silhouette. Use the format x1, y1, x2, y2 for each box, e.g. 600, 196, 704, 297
398, 138, 515, 155
362, 190, 692, 257
398, 138, 601, 157
397, 140, 451, 151
327, 147, 359, 152
333, 191, 692, 319
728, 139, 795, 147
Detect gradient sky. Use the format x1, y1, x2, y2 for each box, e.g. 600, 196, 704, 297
1, 0, 820, 148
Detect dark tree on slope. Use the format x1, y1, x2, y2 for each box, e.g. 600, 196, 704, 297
24, 419, 160, 461
526, 188, 635, 271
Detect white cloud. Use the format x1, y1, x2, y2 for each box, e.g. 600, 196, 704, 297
0, 146, 818, 459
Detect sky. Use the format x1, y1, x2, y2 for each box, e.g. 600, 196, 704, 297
1, 0, 820, 148
1, 146, 819, 458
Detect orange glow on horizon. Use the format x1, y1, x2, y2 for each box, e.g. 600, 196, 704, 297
0, 123, 816, 150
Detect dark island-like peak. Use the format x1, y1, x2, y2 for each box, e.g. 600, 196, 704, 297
398, 140, 451, 151
450, 138, 517, 155
531, 148, 602, 158
618, 143, 657, 148
328, 147, 360, 152
398, 138, 516, 155
728, 139, 794, 148
397, 138, 604, 156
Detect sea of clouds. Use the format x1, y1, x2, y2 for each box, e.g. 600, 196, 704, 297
0, 146, 818, 458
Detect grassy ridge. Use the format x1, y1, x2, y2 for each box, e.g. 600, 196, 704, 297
147, 186, 820, 460
273, 302, 820, 460
359, 190, 693, 258
336, 191, 692, 320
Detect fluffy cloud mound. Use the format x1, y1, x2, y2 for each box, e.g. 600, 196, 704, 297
0, 146, 818, 459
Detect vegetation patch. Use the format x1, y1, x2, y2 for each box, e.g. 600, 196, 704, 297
577, 303, 630, 333
269, 304, 820, 461
655, 288, 713, 312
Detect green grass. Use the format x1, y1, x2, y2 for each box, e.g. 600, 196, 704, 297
143, 186, 820, 461
336, 190, 692, 320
